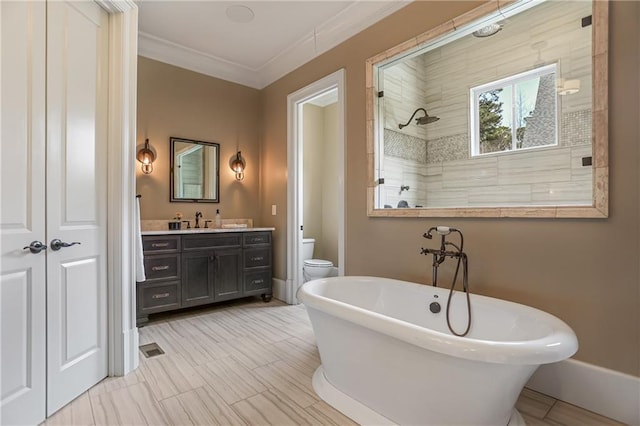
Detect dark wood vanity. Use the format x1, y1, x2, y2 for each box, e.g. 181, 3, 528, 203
136, 230, 273, 326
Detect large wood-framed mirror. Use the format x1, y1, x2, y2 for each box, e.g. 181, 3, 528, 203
366, 0, 608, 218
170, 137, 220, 203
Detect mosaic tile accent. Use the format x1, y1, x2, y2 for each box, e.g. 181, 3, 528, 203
383, 129, 427, 164
426, 133, 469, 164
561, 109, 591, 146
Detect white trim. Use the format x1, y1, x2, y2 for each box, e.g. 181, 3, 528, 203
527, 359, 640, 425
102, 0, 139, 376
287, 69, 346, 305
138, 2, 408, 89
138, 32, 261, 89
272, 278, 286, 302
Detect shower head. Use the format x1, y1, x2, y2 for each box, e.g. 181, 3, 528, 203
416, 114, 440, 125
398, 108, 439, 129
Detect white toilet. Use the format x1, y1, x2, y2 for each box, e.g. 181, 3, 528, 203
302, 238, 333, 282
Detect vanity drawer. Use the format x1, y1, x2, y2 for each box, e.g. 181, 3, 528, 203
143, 235, 180, 253
144, 254, 180, 281
243, 232, 271, 246
137, 280, 180, 313
183, 234, 242, 251
244, 247, 271, 268
243, 269, 271, 294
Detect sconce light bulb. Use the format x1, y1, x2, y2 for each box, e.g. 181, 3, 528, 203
229, 151, 246, 181
137, 138, 156, 174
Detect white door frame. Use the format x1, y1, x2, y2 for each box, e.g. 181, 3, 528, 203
286, 69, 346, 304
98, 0, 139, 376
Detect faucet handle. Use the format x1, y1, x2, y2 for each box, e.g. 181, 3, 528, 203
204, 220, 213, 228
182, 220, 191, 229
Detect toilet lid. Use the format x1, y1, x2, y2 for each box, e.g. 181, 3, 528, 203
304, 259, 333, 267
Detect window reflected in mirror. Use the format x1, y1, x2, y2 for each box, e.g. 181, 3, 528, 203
170, 137, 220, 203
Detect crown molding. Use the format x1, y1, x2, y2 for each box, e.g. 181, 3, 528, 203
138, 32, 262, 88
138, 1, 410, 89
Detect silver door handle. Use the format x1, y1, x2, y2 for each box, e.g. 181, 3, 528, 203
23, 241, 47, 254
50, 239, 81, 251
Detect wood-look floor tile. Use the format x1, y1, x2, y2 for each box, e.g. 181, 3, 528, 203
305, 401, 359, 426
88, 368, 146, 398
253, 362, 318, 408
160, 385, 247, 425
270, 359, 316, 395
195, 356, 267, 404
90, 382, 168, 426
231, 390, 315, 426
269, 338, 321, 376
44, 392, 94, 425
522, 412, 563, 426
516, 387, 557, 419
138, 351, 206, 401
546, 401, 625, 425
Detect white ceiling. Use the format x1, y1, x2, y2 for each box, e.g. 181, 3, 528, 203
138, 1, 410, 89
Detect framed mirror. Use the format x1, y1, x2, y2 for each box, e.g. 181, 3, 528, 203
170, 137, 220, 203
366, 0, 608, 218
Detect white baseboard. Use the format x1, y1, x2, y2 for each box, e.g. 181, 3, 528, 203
272, 278, 286, 302
527, 359, 640, 425
123, 327, 139, 374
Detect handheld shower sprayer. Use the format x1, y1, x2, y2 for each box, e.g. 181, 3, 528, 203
424, 226, 456, 238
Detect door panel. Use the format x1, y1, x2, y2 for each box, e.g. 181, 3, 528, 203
46, 1, 109, 416
60, 258, 101, 364
0, 2, 47, 425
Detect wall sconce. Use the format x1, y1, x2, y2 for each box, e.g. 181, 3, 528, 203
557, 78, 581, 96
229, 151, 246, 181
136, 138, 155, 174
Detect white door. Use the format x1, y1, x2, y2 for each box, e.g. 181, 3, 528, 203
46, 1, 109, 415
0, 3, 48, 425
1, 1, 109, 422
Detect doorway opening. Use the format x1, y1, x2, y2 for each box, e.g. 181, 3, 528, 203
285, 70, 345, 304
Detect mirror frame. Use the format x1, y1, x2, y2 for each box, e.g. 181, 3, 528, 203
170, 136, 220, 203
366, 0, 608, 218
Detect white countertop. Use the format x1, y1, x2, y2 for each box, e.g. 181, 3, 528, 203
141, 227, 275, 236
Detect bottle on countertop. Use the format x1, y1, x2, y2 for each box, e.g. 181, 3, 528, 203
215, 209, 222, 228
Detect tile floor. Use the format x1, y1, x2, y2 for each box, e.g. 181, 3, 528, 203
44, 298, 623, 425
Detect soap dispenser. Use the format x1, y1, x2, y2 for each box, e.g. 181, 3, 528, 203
215, 209, 222, 228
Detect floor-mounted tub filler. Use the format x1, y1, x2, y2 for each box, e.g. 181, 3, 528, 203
298, 275, 578, 426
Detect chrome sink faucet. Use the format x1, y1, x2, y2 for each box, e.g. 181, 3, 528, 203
195, 211, 202, 228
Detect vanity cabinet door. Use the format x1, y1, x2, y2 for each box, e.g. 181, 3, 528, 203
181, 251, 215, 307
213, 247, 242, 302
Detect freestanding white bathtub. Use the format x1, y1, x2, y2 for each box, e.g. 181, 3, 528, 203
298, 276, 578, 426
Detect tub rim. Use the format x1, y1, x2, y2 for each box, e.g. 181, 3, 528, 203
299, 276, 578, 365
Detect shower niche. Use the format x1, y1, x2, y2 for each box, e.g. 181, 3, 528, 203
366, 0, 608, 218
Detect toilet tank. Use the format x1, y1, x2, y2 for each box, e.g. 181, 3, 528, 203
302, 238, 315, 260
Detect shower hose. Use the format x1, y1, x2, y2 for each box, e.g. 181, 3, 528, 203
446, 242, 472, 337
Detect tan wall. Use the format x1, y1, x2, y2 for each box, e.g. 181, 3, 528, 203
303, 104, 324, 246
302, 103, 340, 264
259, 1, 640, 377
136, 57, 261, 224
